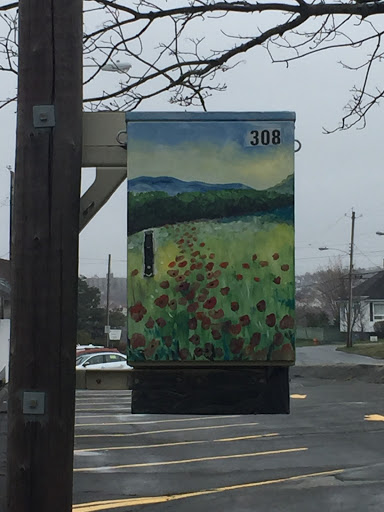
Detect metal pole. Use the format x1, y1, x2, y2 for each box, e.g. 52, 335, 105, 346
106, 254, 111, 347
347, 210, 356, 348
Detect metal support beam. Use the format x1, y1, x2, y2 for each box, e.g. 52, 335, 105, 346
79, 167, 126, 231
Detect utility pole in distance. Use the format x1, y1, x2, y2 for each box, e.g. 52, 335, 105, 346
7, 2, 83, 511
346, 210, 356, 348
106, 253, 111, 347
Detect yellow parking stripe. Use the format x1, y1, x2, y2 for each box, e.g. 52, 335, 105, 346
75, 415, 240, 427
75, 422, 259, 438
365, 414, 384, 421
74, 447, 307, 472
73, 468, 343, 511
74, 433, 279, 453
290, 394, 307, 399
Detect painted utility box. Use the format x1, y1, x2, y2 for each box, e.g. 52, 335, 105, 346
126, 112, 295, 414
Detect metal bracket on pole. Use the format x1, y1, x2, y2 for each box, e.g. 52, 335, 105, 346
80, 111, 127, 231
79, 167, 126, 231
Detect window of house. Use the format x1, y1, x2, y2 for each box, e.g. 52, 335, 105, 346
373, 303, 384, 321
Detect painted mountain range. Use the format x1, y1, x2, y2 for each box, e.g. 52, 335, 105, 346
128, 175, 293, 196
128, 176, 253, 196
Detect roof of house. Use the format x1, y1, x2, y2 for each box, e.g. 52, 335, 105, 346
350, 270, 384, 300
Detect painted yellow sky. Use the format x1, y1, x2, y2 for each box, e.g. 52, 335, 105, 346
128, 139, 294, 190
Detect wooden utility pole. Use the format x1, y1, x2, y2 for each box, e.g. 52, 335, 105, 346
7, 2, 83, 511
346, 210, 356, 348
105, 253, 111, 347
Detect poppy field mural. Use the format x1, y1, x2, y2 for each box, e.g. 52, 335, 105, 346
126, 113, 295, 366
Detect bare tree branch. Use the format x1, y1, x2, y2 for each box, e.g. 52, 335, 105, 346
2, 1, 384, 128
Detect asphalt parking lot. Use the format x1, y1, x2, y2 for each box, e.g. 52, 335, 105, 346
73, 375, 384, 512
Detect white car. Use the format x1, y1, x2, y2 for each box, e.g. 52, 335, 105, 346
76, 351, 133, 370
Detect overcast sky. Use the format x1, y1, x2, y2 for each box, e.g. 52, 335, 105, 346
1, 10, 384, 278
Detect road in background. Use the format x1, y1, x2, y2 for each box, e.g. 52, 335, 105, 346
72, 374, 384, 512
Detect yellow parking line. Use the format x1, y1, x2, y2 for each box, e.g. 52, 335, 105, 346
74, 447, 307, 472
75, 415, 240, 427
73, 467, 342, 511
290, 394, 307, 399
215, 433, 279, 442
74, 433, 279, 453
365, 414, 384, 421
75, 422, 259, 438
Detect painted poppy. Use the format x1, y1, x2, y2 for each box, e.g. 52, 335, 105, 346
273, 276, 281, 285
252, 254, 258, 261
187, 302, 199, 313
266, 313, 276, 327
219, 262, 229, 269
216, 347, 224, 358
169, 299, 177, 310
231, 301, 239, 312
131, 269, 139, 276
229, 324, 242, 335
156, 317, 167, 328
260, 261, 269, 267
145, 317, 155, 328
160, 280, 170, 289
256, 300, 266, 312
230, 337, 244, 354
167, 269, 179, 277
220, 287, 230, 296
211, 329, 222, 340
188, 317, 198, 330
179, 348, 190, 360
250, 332, 261, 346
129, 302, 147, 322
196, 273, 205, 281
239, 314, 250, 326
202, 317, 211, 330
178, 260, 188, 268
175, 255, 184, 262
130, 333, 146, 349
163, 335, 173, 348
194, 347, 203, 357
168, 261, 176, 268
178, 297, 188, 305
205, 262, 214, 271
200, 242, 205, 247
203, 343, 214, 359
209, 253, 215, 259
209, 308, 224, 319
154, 295, 169, 308
176, 281, 190, 293
189, 334, 200, 345
203, 297, 217, 310
273, 332, 284, 345
280, 315, 294, 329
272, 253, 280, 260
281, 264, 290, 272
254, 277, 260, 282
213, 270, 221, 278
236, 274, 243, 280
242, 263, 250, 269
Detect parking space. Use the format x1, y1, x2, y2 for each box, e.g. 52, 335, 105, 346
72, 377, 384, 512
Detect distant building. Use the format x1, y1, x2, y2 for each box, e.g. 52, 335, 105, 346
86, 274, 127, 309
339, 270, 384, 336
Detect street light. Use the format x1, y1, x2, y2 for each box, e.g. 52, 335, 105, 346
83, 60, 132, 73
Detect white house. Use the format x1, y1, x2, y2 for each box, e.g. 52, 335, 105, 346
339, 270, 384, 336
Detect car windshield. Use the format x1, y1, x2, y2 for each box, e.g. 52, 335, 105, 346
76, 354, 89, 366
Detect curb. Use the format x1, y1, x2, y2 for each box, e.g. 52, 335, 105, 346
291, 364, 384, 384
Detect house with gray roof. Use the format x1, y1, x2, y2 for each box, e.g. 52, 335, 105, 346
339, 270, 384, 336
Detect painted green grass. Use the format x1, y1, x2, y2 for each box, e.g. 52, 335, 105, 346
127, 214, 295, 364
